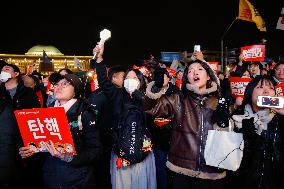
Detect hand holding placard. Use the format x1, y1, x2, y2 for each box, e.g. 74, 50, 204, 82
93, 29, 111, 59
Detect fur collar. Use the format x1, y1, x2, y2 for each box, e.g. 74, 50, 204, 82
186, 82, 218, 95
146, 81, 169, 100
232, 104, 275, 135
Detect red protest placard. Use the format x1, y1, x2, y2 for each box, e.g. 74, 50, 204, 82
241, 45, 265, 62
14, 107, 76, 155
229, 77, 252, 98
275, 82, 284, 97
166, 67, 177, 77
208, 62, 219, 74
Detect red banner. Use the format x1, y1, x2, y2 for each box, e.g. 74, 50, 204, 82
14, 107, 76, 155
229, 77, 252, 98
241, 45, 265, 62
275, 82, 284, 97
133, 65, 151, 77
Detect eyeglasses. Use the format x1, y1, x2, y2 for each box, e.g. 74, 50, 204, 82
275, 68, 284, 72
54, 80, 71, 88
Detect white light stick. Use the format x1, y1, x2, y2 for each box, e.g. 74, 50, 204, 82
93, 29, 111, 59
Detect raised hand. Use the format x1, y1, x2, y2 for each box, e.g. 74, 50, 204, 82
93, 42, 104, 63
193, 51, 205, 62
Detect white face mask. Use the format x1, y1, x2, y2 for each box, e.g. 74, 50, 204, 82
0, 71, 12, 83
124, 78, 139, 93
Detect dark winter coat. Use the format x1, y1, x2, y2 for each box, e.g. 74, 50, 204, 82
233, 111, 284, 189
43, 99, 102, 189
86, 89, 111, 148
0, 99, 22, 189
92, 61, 144, 131
146, 81, 179, 151
0, 80, 41, 110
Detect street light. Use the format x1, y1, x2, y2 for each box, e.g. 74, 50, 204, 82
221, 18, 237, 71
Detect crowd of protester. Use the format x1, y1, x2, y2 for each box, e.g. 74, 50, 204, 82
0, 43, 284, 189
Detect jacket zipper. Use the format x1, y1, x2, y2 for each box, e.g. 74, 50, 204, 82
196, 99, 204, 175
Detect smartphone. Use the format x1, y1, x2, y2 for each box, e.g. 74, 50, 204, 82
194, 45, 201, 52
257, 96, 284, 108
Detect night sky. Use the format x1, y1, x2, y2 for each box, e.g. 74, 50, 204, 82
0, 0, 283, 66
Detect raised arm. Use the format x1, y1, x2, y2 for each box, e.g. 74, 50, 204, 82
90, 43, 121, 99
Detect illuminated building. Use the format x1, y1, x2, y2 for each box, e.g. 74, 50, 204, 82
0, 45, 92, 75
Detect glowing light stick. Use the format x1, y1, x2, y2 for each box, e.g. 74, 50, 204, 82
93, 29, 111, 59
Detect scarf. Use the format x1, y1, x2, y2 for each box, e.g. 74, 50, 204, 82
54, 99, 77, 113
232, 104, 275, 135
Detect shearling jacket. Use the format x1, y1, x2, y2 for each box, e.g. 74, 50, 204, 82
146, 83, 228, 180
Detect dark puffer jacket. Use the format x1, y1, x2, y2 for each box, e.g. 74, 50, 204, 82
43, 99, 102, 189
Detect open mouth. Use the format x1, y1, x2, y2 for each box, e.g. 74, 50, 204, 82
193, 77, 200, 82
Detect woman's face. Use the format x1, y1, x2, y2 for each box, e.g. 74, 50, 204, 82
218, 73, 225, 80
125, 70, 141, 89
242, 70, 250, 78
249, 64, 259, 75
274, 64, 284, 82
176, 71, 183, 80
187, 63, 209, 91
54, 79, 75, 101
23, 76, 35, 89
252, 79, 275, 107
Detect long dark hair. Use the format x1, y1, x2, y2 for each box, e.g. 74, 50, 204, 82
237, 75, 277, 113
125, 68, 146, 92
181, 60, 220, 97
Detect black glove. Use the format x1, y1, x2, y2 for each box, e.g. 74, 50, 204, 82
213, 97, 231, 128
153, 68, 166, 89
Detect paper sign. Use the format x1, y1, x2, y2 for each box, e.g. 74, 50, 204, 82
229, 77, 252, 98
241, 45, 265, 62
15, 107, 76, 155
208, 62, 219, 74
166, 67, 177, 76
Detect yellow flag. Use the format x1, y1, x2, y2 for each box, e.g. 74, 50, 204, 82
238, 0, 266, 32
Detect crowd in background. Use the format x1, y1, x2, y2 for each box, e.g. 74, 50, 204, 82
0, 43, 284, 189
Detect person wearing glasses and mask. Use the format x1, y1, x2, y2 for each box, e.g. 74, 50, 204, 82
19, 73, 102, 189
272, 61, 284, 85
